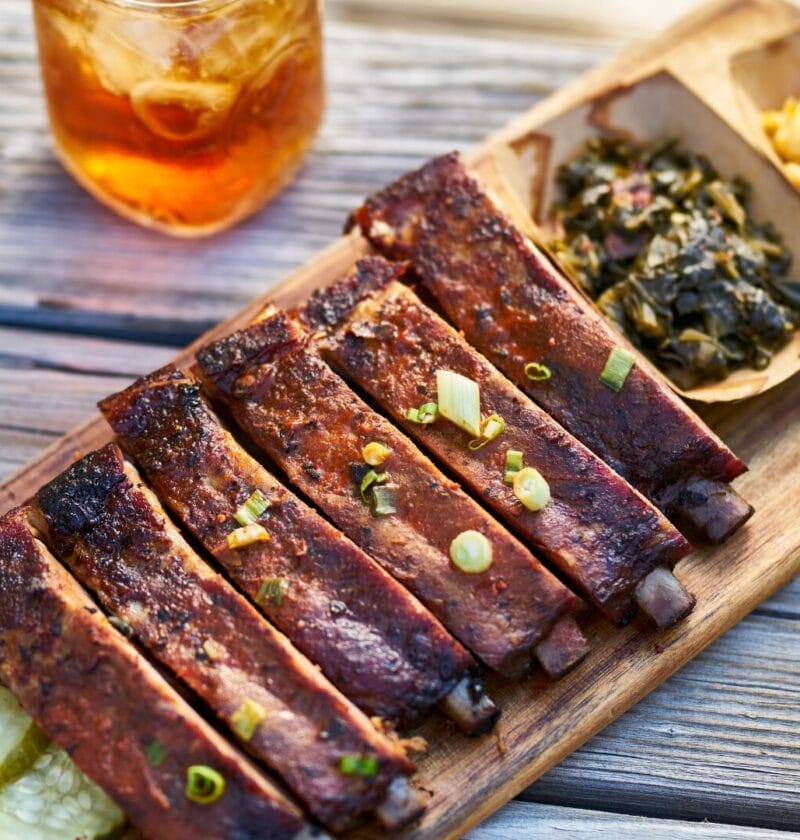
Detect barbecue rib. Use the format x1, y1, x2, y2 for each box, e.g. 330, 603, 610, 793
197, 311, 589, 680
34, 444, 420, 833
352, 152, 754, 545
0, 506, 315, 840
300, 256, 695, 627
100, 367, 485, 732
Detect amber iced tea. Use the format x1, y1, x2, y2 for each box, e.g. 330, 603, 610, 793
33, 0, 324, 235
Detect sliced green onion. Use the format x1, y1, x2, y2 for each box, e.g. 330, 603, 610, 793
227, 524, 270, 549
234, 489, 271, 527
108, 615, 133, 638
513, 467, 551, 512
449, 530, 493, 574
360, 469, 389, 502
372, 484, 398, 516
231, 698, 267, 742
202, 639, 226, 662
524, 362, 552, 381
338, 754, 380, 778
468, 413, 506, 451
186, 766, 226, 805
436, 370, 482, 437
504, 449, 524, 483
599, 346, 636, 392
257, 578, 286, 607
362, 441, 391, 466
146, 739, 167, 768
405, 402, 438, 424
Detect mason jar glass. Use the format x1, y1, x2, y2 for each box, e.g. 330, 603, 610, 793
32, 0, 325, 236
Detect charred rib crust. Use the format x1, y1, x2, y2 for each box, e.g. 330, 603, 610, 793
303, 260, 690, 622
35, 444, 411, 832
101, 366, 474, 723
199, 314, 578, 677
0, 507, 306, 840
303, 256, 407, 331
355, 152, 750, 542
197, 312, 302, 397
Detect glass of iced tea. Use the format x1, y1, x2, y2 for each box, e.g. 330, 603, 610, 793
32, 0, 324, 236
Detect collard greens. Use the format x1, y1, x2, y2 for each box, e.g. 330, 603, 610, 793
550, 137, 800, 387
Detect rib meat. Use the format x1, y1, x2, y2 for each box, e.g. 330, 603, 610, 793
99, 366, 482, 732
197, 311, 587, 679
353, 152, 753, 544
0, 506, 312, 840
34, 444, 417, 833
300, 256, 694, 626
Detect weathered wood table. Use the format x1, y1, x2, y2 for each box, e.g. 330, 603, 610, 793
1, 0, 798, 836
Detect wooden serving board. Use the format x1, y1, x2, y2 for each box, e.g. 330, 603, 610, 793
2, 1, 799, 837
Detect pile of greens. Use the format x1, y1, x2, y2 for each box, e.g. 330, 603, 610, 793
550, 136, 800, 387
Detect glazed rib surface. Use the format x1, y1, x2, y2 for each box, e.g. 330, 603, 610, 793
100, 367, 474, 725
301, 257, 692, 622
354, 152, 753, 543
0, 506, 308, 840
198, 312, 581, 678
34, 444, 411, 833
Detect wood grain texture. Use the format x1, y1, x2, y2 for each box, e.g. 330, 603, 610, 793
469, 801, 799, 839
0, 0, 614, 337
1, 0, 799, 837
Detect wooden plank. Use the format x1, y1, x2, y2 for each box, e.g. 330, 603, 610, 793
523, 613, 800, 831
468, 800, 799, 839
0, 327, 174, 375
0, 0, 614, 338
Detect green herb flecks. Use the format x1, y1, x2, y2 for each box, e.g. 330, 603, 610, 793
234, 489, 270, 527
338, 754, 380, 778
185, 766, 225, 805
146, 739, 167, 768
550, 136, 798, 387
524, 362, 552, 381
231, 698, 267, 742
599, 346, 636, 392
257, 578, 287, 607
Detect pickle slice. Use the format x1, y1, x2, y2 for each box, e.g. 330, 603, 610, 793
0, 686, 49, 785
0, 688, 125, 839
0, 745, 125, 840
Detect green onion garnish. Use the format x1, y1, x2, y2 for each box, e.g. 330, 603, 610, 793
231, 698, 267, 742
405, 402, 438, 424
257, 578, 286, 607
599, 346, 636, 392
512, 467, 551, 512
449, 530, 493, 574
360, 469, 389, 502
146, 739, 167, 768
524, 362, 552, 381
186, 766, 226, 805
504, 449, 523, 483
234, 489, 271, 527
436, 370, 482, 437
227, 524, 270, 550
108, 616, 134, 638
338, 754, 380, 778
468, 413, 506, 451
362, 441, 390, 466
372, 484, 398, 516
